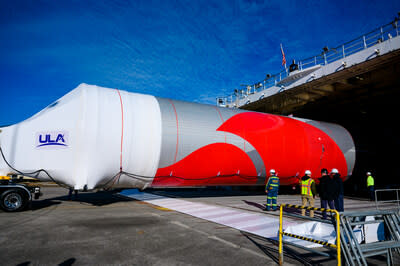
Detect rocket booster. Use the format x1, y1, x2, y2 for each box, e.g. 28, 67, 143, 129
0, 84, 355, 190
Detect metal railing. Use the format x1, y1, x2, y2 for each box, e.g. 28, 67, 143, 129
375, 188, 400, 209
217, 17, 400, 107
340, 209, 400, 266
278, 204, 341, 266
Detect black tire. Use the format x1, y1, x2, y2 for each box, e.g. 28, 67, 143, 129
0, 189, 28, 212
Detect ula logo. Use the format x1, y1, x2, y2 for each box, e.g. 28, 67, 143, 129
36, 131, 69, 149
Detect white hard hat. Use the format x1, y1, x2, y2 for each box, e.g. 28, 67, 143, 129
269, 169, 276, 174
366, 172, 371, 176
305, 170, 311, 175
331, 168, 339, 174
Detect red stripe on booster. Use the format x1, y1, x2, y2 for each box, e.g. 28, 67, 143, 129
116, 89, 124, 171
217, 112, 348, 183
152, 143, 258, 187
153, 112, 348, 187
168, 99, 179, 164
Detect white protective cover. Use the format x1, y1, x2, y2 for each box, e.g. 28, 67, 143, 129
283, 221, 362, 248
0, 84, 162, 189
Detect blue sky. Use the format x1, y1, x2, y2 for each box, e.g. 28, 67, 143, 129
1, 0, 399, 125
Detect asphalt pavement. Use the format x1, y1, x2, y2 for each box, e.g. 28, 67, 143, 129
0, 186, 397, 266
0, 187, 297, 266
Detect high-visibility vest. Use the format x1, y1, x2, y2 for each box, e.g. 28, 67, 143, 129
266, 176, 279, 191
367, 175, 374, 187
300, 178, 314, 196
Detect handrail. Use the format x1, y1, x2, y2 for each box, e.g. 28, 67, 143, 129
217, 17, 400, 107
278, 204, 341, 266
375, 188, 400, 209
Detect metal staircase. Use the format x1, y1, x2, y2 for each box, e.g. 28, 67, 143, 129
339, 209, 400, 266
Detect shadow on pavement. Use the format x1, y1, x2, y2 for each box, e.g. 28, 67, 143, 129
149, 187, 265, 198
30, 199, 62, 210
243, 200, 265, 211
17, 258, 76, 266
59, 258, 76, 266
242, 232, 334, 266
31, 190, 133, 211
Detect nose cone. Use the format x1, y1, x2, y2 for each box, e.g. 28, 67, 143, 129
0, 125, 15, 177
0, 128, 3, 175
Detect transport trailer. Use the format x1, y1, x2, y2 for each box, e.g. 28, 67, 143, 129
0, 175, 41, 212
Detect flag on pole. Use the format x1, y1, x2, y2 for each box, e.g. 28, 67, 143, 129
280, 43, 286, 67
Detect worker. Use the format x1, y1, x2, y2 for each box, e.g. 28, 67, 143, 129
289, 59, 299, 72
332, 168, 344, 212
68, 187, 78, 200
265, 169, 280, 211
319, 168, 337, 218
299, 170, 316, 217
366, 172, 375, 201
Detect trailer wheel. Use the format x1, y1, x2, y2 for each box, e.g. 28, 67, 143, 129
0, 189, 27, 212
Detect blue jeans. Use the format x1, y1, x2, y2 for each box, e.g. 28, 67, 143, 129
321, 199, 335, 219
266, 190, 278, 210
334, 194, 344, 212
368, 186, 375, 201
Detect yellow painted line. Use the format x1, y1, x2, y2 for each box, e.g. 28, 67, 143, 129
153, 206, 173, 211
136, 201, 173, 211
55, 201, 172, 211
52, 201, 135, 210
